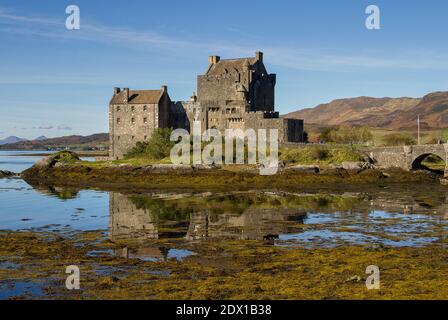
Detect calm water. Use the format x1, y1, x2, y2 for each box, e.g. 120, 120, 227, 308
0, 150, 55, 173
0, 150, 95, 173
1, 152, 448, 298
0, 178, 447, 247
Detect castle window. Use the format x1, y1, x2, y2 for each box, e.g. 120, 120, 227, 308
116, 118, 121, 124
143, 117, 147, 124
131, 106, 135, 112
131, 117, 135, 124
131, 136, 135, 140
144, 135, 147, 140
143, 105, 147, 111
117, 106, 121, 112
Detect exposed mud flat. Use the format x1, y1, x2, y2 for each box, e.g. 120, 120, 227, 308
0, 230, 447, 300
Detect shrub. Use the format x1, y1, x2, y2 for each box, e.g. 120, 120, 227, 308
279, 145, 361, 164
311, 147, 329, 160
125, 128, 175, 160
54, 151, 80, 164
318, 126, 372, 144
383, 133, 416, 146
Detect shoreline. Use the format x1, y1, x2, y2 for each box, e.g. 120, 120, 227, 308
0, 151, 108, 157
20, 161, 441, 192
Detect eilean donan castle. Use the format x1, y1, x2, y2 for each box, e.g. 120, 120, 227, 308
109, 51, 304, 159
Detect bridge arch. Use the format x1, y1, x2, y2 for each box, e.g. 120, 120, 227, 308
366, 144, 448, 177
411, 152, 446, 175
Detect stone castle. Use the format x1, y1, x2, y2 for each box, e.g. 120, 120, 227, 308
109, 51, 304, 159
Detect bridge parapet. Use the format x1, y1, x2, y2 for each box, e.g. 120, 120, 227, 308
367, 144, 448, 176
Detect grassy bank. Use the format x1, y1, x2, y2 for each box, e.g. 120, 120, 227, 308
21, 162, 438, 193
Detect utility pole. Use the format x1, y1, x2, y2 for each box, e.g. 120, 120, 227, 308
417, 114, 420, 145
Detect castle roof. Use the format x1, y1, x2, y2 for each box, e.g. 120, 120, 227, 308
206, 57, 257, 76
110, 89, 165, 104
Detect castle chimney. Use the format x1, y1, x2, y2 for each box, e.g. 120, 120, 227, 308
161, 85, 167, 93
113, 87, 121, 95
255, 51, 263, 62
123, 88, 129, 103
208, 55, 220, 65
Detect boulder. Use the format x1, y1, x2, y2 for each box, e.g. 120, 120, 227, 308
341, 161, 374, 171
34, 151, 80, 170
0, 170, 17, 178
284, 165, 320, 173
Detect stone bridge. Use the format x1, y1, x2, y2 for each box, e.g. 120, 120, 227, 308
366, 144, 448, 176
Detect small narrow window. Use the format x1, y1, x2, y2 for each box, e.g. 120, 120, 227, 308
143, 105, 147, 111
131, 136, 135, 140
117, 106, 121, 112
131, 117, 135, 124
116, 118, 121, 124
143, 117, 147, 124
131, 106, 135, 112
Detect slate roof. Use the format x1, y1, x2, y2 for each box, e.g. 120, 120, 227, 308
110, 89, 164, 104
206, 58, 257, 76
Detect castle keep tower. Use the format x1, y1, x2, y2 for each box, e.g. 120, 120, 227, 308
197, 51, 276, 112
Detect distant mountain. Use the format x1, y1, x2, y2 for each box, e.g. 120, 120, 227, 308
284, 91, 448, 129
0, 133, 109, 150
35, 136, 48, 141
0, 136, 27, 145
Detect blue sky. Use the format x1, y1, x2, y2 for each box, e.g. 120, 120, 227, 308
1, 0, 448, 139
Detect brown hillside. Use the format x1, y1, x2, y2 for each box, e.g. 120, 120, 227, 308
0, 133, 109, 150
285, 91, 448, 129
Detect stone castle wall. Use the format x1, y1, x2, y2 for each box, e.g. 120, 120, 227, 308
171, 101, 303, 143
109, 94, 170, 159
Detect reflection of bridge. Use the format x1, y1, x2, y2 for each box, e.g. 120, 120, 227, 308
367, 144, 448, 176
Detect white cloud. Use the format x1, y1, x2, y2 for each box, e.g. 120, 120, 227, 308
1, 6, 448, 74
56, 125, 72, 130
33, 125, 54, 130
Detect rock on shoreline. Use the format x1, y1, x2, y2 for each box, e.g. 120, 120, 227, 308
0, 170, 17, 178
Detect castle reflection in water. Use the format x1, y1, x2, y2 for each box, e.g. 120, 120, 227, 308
109, 192, 308, 261
107, 189, 448, 261
109, 192, 306, 242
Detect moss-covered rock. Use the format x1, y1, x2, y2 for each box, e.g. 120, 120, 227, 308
21, 151, 80, 181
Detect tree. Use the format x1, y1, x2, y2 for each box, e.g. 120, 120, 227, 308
125, 128, 175, 160
318, 126, 372, 144
383, 133, 416, 146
